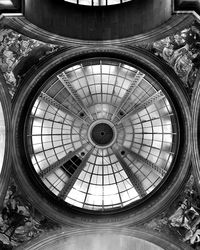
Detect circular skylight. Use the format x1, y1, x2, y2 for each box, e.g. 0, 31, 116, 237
27, 58, 178, 211
64, 0, 131, 6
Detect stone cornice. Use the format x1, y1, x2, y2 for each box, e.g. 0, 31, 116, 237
16, 227, 193, 250
0, 13, 195, 47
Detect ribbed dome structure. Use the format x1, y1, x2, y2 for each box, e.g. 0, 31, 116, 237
27, 58, 178, 211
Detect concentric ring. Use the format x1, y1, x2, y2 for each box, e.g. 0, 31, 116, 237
87, 119, 117, 148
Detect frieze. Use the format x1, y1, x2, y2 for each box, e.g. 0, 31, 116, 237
0, 29, 59, 97
151, 21, 200, 90
126, 20, 200, 94
142, 175, 200, 249
0, 179, 61, 248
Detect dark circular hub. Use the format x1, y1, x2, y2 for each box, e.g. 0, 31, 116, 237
91, 123, 114, 146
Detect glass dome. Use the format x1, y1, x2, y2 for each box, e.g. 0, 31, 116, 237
27, 58, 178, 211
64, 0, 131, 6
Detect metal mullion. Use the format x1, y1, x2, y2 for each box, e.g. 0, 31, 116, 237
61, 112, 68, 155
29, 133, 70, 137
45, 178, 54, 191
133, 141, 162, 152
71, 119, 77, 150
58, 147, 94, 200
37, 103, 48, 168
117, 90, 165, 124
53, 84, 80, 113
51, 109, 60, 163
82, 151, 98, 207
145, 107, 154, 161
30, 115, 66, 127
131, 115, 172, 126
51, 172, 63, 190
39, 145, 86, 178
44, 102, 68, 121
58, 72, 93, 122
44, 78, 61, 95
54, 175, 66, 191
167, 111, 178, 155
111, 69, 142, 122
32, 98, 41, 116
122, 146, 166, 178
94, 105, 99, 119
28, 116, 36, 155
91, 64, 99, 105
40, 92, 88, 125
158, 107, 166, 166
33, 142, 64, 155
134, 132, 176, 135
134, 113, 144, 153
157, 104, 174, 168
110, 63, 121, 105
100, 60, 103, 103
118, 123, 126, 147
101, 152, 105, 209
108, 154, 123, 207
81, 64, 94, 105
106, 64, 112, 104
113, 149, 147, 198
50, 86, 65, 100
79, 123, 84, 146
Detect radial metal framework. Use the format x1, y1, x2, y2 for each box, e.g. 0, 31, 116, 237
27, 59, 178, 211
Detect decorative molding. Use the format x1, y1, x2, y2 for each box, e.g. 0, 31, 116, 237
191, 67, 200, 192
0, 28, 60, 97
0, 14, 195, 46
149, 20, 200, 90
143, 174, 200, 249
16, 227, 193, 250
0, 178, 61, 248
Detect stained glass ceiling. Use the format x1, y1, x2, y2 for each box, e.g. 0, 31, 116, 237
64, 0, 131, 6
27, 59, 178, 212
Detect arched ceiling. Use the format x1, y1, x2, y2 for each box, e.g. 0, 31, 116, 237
21, 0, 173, 40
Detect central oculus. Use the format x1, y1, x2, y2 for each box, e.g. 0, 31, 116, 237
91, 123, 114, 146
88, 119, 117, 148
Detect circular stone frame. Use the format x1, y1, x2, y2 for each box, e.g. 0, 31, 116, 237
0, 73, 12, 208
191, 69, 200, 192
12, 46, 191, 227
18, 227, 192, 250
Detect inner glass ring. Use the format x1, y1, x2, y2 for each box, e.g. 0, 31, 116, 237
87, 120, 117, 148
